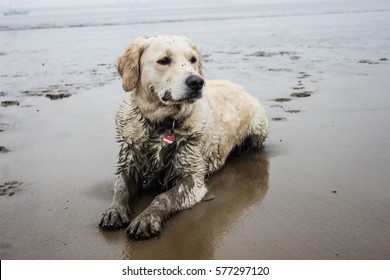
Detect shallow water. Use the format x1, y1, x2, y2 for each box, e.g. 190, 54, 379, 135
1, 1, 390, 259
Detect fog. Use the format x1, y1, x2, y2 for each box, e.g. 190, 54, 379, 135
0, 0, 360, 10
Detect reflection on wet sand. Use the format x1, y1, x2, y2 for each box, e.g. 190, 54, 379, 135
119, 150, 269, 259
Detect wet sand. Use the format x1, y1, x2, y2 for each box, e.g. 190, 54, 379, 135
1, 2, 390, 259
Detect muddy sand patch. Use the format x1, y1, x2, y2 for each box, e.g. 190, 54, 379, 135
18, 62, 118, 101
272, 98, 292, 103
358, 58, 388, 64
1, 101, 19, 107
291, 91, 313, 98
246, 51, 297, 57
272, 117, 287, 121
0, 146, 10, 153
297, 72, 311, 79
45, 93, 72, 100
268, 68, 293, 72
0, 181, 23, 197
0, 123, 10, 132
285, 109, 301, 114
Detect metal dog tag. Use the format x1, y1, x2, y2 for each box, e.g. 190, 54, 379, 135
163, 133, 175, 145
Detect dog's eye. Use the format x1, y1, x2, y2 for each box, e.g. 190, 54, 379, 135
157, 57, 171, 66
190, 56, 197, 64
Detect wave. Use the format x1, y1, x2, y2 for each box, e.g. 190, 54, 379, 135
1, 8, 389, 32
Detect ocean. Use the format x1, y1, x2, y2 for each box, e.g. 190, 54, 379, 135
1, 0, 389, 103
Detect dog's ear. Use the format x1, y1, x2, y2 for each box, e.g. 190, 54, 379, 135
185, 37, 205, 78
117, 37, 148, 92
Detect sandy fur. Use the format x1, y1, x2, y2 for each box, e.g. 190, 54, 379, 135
100, 35, 268, 239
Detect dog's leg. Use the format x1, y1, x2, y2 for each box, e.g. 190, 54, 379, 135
99, 141, 138, 230
251, 103, 268, 145
126, 175, 207, 239
99, 173, 133, 230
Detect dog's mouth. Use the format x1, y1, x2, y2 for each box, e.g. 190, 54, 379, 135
161, 90, 202, 105
177, 92, 203, 103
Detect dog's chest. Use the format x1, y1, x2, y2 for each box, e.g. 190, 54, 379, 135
129, 131, 181, 190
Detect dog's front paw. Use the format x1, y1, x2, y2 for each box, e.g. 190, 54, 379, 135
126, 211, 162, 239
99, 206, 130, 230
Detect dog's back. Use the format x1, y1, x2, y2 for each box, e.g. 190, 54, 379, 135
202, 80, 268, 173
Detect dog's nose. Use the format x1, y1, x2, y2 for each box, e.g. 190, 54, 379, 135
186, 75, 204, 91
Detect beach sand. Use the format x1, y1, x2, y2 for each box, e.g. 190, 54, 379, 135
1, 2, 390, 259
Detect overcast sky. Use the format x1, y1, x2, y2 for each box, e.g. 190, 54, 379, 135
0, 0, 349, 9
1, 0, 385, 10
1, 0, 123, 8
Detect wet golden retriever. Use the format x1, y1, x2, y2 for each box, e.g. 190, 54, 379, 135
99, 35, 268, 239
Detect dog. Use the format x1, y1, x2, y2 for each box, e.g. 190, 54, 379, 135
99, 35, 268, 239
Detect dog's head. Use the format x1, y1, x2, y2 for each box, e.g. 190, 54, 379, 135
117, 35, 205, 105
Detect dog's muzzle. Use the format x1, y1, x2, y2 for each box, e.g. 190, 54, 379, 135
185, 75, 204, 100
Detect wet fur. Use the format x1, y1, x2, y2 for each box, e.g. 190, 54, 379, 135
99, 35, 268, 239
